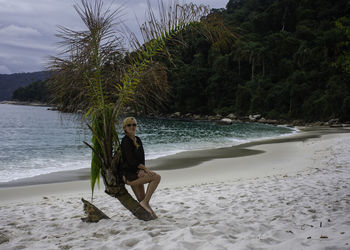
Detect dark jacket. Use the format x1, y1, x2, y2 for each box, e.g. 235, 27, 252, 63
120, 135, 145, 181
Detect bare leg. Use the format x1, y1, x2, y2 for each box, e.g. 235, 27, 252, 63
140, 172, 161, 218
126, 172, 161, 217
143, 173, 161, 204
131, 184, 145, 202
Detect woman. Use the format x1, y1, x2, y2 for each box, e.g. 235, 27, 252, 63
120, 117, 161, 218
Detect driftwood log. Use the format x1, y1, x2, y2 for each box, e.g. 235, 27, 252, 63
81, 198, 110, 222
0, 232, 9, 245
81, 185, 154, 222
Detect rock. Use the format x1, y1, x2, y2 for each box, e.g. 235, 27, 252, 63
249, 114, 261, 121
170, 112, 181, 118
253, 114, 261, 120
330, 124, 343, 128
258, 117, 267, 123
0, 232, 9, 244
216, 118, 233, 125
208, 115, 216, 120
328, 118, 339, 125
185, 113, 192, 118
292, 120, 304, 126
214, 114, 222, 120
227, 113, 237, 119
312, 121, 324, 126
265, 119, 279, 125
193, 114, 201, 120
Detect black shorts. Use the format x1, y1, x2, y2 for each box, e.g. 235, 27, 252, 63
124, 170, 138, 182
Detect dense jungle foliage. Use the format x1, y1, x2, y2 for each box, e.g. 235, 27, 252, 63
11, 0, 350, 122
156, 0, 350, 122
12, 80, 49, 103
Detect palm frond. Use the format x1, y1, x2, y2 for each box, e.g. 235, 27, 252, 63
116, 1, 210, 109
49, 0, 211, 199
48, 0, 125, 113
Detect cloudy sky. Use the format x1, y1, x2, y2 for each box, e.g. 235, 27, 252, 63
0, 0, 228, 74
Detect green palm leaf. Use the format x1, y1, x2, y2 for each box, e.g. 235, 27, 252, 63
49, 0, 210, 199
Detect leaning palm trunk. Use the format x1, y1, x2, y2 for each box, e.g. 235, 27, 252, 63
49, 0, 210, 221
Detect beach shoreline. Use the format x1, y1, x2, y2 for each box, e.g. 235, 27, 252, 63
0, 126, 348, 189
0, 127, 349, 201
0, 100, 54, 108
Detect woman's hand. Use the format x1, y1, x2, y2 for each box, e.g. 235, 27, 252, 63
146, 169, 156, 176
138, 164, 156, 176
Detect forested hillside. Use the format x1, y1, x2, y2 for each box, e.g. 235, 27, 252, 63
10, 0, 350, 122
0, 71, 51, 101
157, 0, 350, 122
12, 80, 50, 103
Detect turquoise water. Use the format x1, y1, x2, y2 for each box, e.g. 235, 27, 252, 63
0, 104, 295, 182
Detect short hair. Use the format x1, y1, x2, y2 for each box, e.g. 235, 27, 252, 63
122, 117, 137, 132
122, 117, 139, 148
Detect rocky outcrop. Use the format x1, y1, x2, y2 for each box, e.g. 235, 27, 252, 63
227, 113, 237, 119
258, 118, 266, 123
169, 112, 181, 118
249, 114, 261, 121
216, 118, 233, 125
124, 110, 350, 128
193, 114, 201, 120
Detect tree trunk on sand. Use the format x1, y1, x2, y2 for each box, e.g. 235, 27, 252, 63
81, 166, 154, 222
81, 198, 110, 222
81, 185, 154, 222
105, 184, 154, 221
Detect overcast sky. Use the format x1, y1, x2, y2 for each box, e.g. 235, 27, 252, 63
0, 0, 228, 74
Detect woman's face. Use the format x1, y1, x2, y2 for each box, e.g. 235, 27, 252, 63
125, 121, 137, 136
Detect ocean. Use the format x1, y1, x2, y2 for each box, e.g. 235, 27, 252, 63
0, 104, 296, 183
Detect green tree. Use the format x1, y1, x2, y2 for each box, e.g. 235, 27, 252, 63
12, 80, 49, 103
49, 0, 209, 221
335, 17, 350, 74
160, 0, 350, 122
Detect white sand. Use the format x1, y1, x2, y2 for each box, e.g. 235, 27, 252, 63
1, 132, 350, 249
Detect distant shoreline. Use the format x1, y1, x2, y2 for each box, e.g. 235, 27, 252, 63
0, 100, 56, 108
2, 101, 350, 129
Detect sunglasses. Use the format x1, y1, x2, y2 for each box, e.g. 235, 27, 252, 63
126, 123, 137, 127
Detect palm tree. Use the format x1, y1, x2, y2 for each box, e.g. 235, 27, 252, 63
49, 0, 209, 221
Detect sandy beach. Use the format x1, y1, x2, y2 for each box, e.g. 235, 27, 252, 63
1, 128, 350, 249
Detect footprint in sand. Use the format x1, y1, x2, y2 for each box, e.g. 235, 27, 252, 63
122, 238, 140, 247
149, 230, 161, 237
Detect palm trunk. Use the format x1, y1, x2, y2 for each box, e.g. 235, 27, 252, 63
82, 173, 154, 222
81, 187, 154, 222
109, 186, 154, 221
